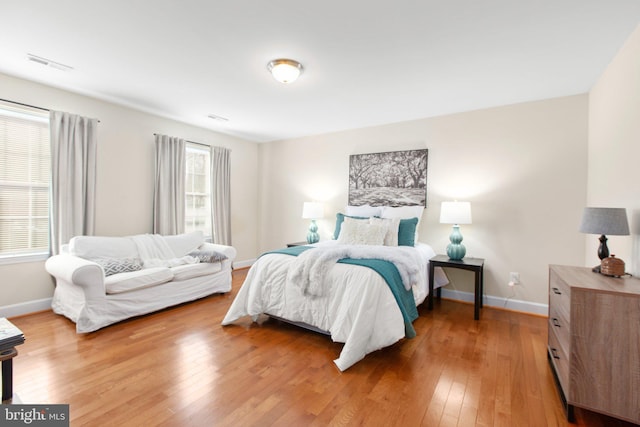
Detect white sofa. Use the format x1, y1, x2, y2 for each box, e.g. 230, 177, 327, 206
45, 231, 236, 333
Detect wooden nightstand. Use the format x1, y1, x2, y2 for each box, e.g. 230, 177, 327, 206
428, 254, 485, 320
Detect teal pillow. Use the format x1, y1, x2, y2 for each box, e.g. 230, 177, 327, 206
398, 217, 419, 246
333, 213, 369, 240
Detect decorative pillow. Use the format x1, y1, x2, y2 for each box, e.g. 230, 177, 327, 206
188, 249, 228, 263
344, 204, 383, 218
337, 220, 386, 246
397, 218, 419, 246
333, 213, 369, 240
380, 205, 424, 243
91, 257, 143, 277
369, 217, 400, 246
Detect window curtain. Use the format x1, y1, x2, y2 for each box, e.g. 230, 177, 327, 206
49, 111, 98, 255
211, 146, 231, 245
153, 134, 185, 235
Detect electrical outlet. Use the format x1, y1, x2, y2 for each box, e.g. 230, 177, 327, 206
509, 272, 520, 285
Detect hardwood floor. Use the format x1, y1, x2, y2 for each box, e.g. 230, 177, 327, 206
7, 268, 637, 426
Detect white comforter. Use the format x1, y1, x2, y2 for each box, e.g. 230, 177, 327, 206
222, 241, 448, 371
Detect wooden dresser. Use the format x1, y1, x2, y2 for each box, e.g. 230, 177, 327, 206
548, 265, 640, 423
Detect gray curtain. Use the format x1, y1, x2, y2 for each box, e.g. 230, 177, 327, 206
211, 146, 231, 245
49, 111, 98, 255
153, 134, 185, 235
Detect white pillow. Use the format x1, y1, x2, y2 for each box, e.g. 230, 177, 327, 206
344, 204, 383, 218
337, 220, 385, 246
379, 205, 424, 221
380, 205, 424, 243
369, 217, 400, 246
163, 231, 205, 257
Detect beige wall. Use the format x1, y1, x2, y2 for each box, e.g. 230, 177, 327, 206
0, 72, 259, 308
588, 24, 640, 276
259, 95, 588, 306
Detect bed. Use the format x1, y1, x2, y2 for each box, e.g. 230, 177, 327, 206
222, 206, 448, 371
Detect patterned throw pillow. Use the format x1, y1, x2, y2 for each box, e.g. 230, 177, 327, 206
92, 258, 143, 276
188, 250, 228, 263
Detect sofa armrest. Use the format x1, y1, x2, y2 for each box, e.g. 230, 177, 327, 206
45, 254, 106, 294
198, 243, 237, 262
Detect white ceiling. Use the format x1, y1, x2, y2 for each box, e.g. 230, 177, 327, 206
1, 1, 639, 143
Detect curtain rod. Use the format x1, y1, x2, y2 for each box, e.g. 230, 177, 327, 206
0, 98, 49, 112
153, 133, 212, 148
0, 97, 101, 122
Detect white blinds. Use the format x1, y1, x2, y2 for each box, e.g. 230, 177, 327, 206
185, 143, 212, 237
0, 102, 50, 257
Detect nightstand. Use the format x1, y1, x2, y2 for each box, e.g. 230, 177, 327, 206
428, 254, 485, 320
286, 241, 308, 247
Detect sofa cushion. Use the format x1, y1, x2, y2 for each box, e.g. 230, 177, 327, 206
170, 263, 222, 281
92, 257, 143, 276
70, 236, 139, 260
188, 249, 228, 263
105, 267, 173, 294
163, 231, 205, 257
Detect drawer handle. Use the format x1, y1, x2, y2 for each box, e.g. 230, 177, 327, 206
550, 348, 561, 360
552, 318, 561, 328
552, 287, 562, 295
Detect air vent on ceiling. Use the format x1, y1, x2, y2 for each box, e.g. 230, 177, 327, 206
27, 54, 73, 71
207, 114, 229, 122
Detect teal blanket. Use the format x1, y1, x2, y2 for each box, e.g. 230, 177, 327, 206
264, 246, 418, 338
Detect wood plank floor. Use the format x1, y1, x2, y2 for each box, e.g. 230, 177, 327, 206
6, 268, 637, 426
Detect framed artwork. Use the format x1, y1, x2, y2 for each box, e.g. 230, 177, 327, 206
348, 149, 428, 207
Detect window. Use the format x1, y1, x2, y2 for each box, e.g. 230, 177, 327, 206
185, 143, 212, 237
0, 102, 50, 261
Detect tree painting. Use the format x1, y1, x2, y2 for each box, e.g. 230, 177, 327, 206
348, 149, 428, 207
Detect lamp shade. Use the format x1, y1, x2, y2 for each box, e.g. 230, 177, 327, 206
440, 201, 472, 225
302, 202, 323, 219
579, 207, 629, 236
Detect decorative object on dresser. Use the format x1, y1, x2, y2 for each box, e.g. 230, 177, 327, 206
439, 201, 472, 260
578, 207, 629, 273
547, 265, 640, 424
302, 202, 324, 244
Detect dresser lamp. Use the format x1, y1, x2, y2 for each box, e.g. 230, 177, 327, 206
302, 202, 323, 244
579, 207, 629, 273
440, 201, 472, 260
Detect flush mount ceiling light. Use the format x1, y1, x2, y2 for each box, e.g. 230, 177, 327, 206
267, 59, 303, 84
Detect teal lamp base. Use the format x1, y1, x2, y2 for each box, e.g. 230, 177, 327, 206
446, 224, 466, 260
306, 219, 319, 244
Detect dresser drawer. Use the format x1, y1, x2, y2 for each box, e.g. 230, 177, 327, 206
548, 325, 570, 393
549, 269, 571, 322
548, 305, 570, 356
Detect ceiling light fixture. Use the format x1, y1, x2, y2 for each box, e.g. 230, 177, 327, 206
267, 59, 303, 84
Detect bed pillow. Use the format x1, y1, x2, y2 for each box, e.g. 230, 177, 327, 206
380, 205, 424, 243
344, 204, 383, 218
397, 218, 419, 246
91, 257, 143, 277
337, 220, 386, 246
369, 217, 400, 246
333, 213, 369, 240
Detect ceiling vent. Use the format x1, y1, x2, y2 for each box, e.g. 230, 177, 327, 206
27, 54, 73, 71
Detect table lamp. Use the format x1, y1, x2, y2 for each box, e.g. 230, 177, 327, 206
440, 201, 472, 260
302, 202, 323, 244
579, 207, 629, 273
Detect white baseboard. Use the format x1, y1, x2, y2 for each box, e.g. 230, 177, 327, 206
233, 258, 256, 269
0, 298, 52, 319
439, 288, 548, 316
